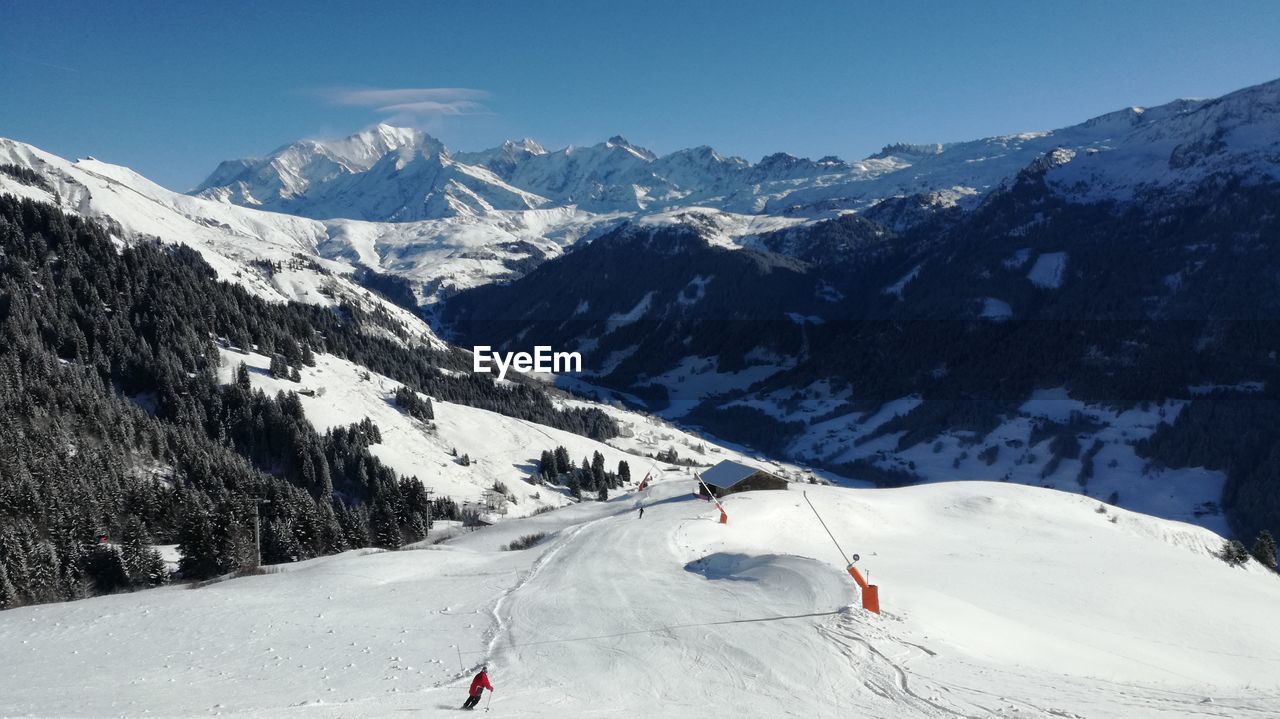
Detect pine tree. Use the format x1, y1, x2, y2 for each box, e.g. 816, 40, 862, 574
0, 564, 17, 609
1220, 539, 1250, 567
137, 549, 170, 587
554, 446, 571, 475
618, 460, 631, 484
539, 450, 556, 482
120, 516, 151, 583
27, 542, 61, 603
262, 517, 301, 565
235, 362, 251, 391
370, 498, 402, 550
1251, 530, 1277, 570
84, 544, 130, 594
269, 354, 289, 379
177, 506, 221, 579
591, 451, 606, 488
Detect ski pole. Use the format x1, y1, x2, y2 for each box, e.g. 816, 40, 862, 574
485, 690, 492, 712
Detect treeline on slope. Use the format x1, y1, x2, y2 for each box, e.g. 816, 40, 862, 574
351, 264, 419, 313
1137, 395, 1280, 549
0, 195, 467, 609
1, 164, 55, 194
302, 304, 616, 440
536, 446, 631, 502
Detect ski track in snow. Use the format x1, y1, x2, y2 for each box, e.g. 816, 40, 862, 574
4, 480, 1280, 718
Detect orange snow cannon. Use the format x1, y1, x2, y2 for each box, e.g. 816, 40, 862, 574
847, 565, 880, 614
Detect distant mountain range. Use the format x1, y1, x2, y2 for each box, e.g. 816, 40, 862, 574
183, 77, 1280, 307
196, 78, 1280, 224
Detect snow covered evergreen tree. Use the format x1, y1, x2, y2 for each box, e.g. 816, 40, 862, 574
1252, 530, 1277, 570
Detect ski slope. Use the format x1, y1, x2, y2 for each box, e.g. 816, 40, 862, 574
3, 479, 1278, 718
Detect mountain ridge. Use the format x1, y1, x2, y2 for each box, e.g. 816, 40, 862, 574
193, 77, 1280, 224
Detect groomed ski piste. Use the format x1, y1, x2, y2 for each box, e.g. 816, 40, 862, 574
4, 477, 1280, 718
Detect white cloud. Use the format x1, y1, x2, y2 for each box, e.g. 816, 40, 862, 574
315, 87, 491, 119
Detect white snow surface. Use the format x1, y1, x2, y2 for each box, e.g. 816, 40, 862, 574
3, 480, 1279, 717
216, 347, 824, 512
979, 297, 1013, 320
1027, 251, 1068, 289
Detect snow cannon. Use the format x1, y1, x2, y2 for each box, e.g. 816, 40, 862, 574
847, 565, 880, 615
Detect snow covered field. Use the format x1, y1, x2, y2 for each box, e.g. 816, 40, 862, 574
217, 348, 827, 516
3, 479, 1278, 718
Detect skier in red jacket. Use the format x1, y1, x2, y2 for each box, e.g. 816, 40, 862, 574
461, 666, 493, 710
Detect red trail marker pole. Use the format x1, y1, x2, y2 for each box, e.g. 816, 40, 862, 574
695, 472, 729, 525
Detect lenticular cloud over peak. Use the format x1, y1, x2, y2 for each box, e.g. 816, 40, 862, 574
316, 86, 492, 117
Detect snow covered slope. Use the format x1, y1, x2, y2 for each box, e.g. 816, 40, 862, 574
216, 347, 827, 516
3, 479, 1278, 717
0, 137, 438, 341
317, 206, 621, 304
785, 393, 1229, 533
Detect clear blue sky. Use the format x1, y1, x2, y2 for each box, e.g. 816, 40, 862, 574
3, 0, 1278, 191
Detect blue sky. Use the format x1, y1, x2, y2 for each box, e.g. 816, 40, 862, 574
3, 1, 1278, 191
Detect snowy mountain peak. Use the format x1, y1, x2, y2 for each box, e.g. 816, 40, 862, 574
870, 142, 945, 159
604, 135, 657, 160
320, 123, 435, 168
504, 137, 546, 155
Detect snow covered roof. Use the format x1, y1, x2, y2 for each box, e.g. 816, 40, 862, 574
700, 460, 775, 489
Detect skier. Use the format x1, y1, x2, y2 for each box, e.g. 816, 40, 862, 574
638, 506, 645, 519
461, 666, 493, 710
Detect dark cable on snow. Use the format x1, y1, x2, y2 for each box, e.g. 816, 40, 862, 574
803, 491, 853, 566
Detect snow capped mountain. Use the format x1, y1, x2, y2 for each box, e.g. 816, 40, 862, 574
194, 77, 1280, 233
1047, 78, 1280, 200
454, 137, 547, 178
173, 76, 1280, 310
194, 123, 548, 221
196, 124, 433, 206
0, 135, 623, 305
785, 78, 1280, 213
